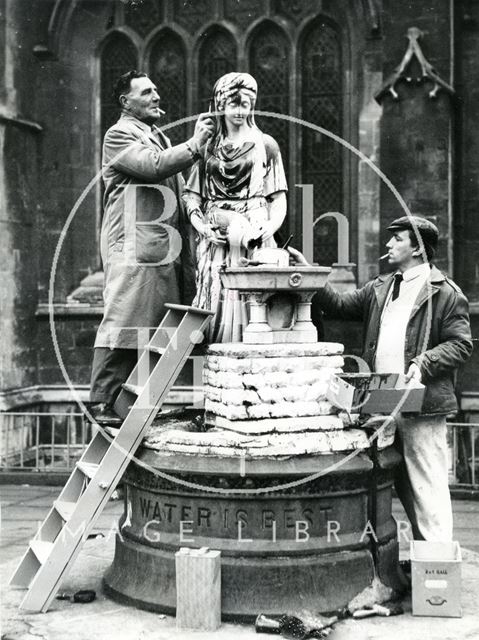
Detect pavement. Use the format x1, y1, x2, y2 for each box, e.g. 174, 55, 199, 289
1, 484, 479, 640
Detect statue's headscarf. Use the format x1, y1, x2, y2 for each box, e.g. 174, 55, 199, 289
213, 72, 257, 110
211, 72, 258, 135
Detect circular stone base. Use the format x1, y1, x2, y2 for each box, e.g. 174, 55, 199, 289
103, 413, 404, 619
104, 536, 400, 620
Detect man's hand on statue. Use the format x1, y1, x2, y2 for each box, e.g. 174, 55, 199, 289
287, 247, 310, 266
405, 362, 422, 383
192, 113, 216, 147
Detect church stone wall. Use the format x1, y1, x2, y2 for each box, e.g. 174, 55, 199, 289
0, 1, 478, 407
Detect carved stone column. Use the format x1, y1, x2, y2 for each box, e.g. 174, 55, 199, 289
242, 292, 273, 343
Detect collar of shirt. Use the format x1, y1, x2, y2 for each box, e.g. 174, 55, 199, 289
396, 262, 431, 282
383, 262, 431, 312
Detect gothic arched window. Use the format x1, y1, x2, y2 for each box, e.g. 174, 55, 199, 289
249, 23, 290, 169
100, 33, 138, 140
149, 31, 187, 145
301, 20, 343, 265
198, 29, 237, 112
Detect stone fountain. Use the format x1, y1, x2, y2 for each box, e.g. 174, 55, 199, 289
103, 252, 402, 619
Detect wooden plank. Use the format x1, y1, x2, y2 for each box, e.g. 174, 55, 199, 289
54, 500, 77, 522
30, 541, 54, 564
165, 303, 215, 317
9, 547, 41, 589
76, 461, 99, 479
175, 547, 221, 631
122, 383, 141, 397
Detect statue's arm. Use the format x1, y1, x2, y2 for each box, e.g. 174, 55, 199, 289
182, 160, 226, 246
183, 190, 204, 228
183, 157, 205, 227
259, 191, 287, 242
261, 134, 288, 241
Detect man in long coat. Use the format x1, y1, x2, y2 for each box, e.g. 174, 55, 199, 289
289, 217, 473, 541
90, 71, 214, 424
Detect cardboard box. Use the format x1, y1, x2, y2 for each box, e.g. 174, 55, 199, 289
411, 541, 462, 617
327, 373, 425, 415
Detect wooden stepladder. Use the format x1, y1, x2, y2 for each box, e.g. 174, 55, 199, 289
9, 304, 213, 613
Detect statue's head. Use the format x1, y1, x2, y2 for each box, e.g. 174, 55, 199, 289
212, 72, 258, 135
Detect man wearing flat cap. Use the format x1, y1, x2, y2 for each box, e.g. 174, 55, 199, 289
289, 216, 473, 541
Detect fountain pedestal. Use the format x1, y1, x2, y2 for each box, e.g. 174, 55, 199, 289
104, 263, 403, 619
221, 266, 330, 344
103, 420, 402, 619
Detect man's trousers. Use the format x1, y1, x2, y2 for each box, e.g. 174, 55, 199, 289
89, 347, 138, 406
394, 413, 453, 541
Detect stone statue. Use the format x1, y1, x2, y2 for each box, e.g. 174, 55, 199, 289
182, 72, 288, 343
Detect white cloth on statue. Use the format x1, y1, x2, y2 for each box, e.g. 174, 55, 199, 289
375, 263, 431, 374
394, 414, 453, 541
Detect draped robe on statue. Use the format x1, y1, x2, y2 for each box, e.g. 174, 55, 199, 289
184, 128, 287, 343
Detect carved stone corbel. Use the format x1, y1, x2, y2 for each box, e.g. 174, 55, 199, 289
362, 0, 381, 37
375, 27, 455, 103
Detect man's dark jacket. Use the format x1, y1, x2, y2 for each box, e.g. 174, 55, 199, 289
315, 265, 473, 415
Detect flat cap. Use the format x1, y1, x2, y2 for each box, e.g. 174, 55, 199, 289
387, 215, 439, 248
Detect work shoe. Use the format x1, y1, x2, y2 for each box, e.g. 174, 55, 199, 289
88, 403, 123, 427
397, 559, 412, 591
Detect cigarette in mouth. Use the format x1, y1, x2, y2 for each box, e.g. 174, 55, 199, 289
379, 253, 389, 260
158, 108, 166, 115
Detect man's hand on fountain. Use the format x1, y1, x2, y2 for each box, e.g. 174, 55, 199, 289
287, 247, 310, 266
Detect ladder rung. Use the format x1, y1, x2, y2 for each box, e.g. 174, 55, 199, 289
145, 344, 164, 355
30, 541, 53, 565
54, 500, 77, 522
76, 461, 99, 479
122, 382, 142, 396
164, 303, 215, 316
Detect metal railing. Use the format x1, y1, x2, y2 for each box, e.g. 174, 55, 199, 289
448, 422, 479, 490
0, 412, 93, 473
0, 412, 478, 492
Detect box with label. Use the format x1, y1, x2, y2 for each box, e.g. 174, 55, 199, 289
410, 540, 462, 618
327, 373, 425, 415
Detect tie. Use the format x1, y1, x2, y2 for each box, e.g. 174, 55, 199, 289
391, 273, 403, 301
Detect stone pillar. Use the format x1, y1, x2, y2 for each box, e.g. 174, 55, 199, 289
377, 15, 455, 275
0, 0, 43, 390
292, 293, 317, 341
243, 293, 272, 343
358, 61, 383, 285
